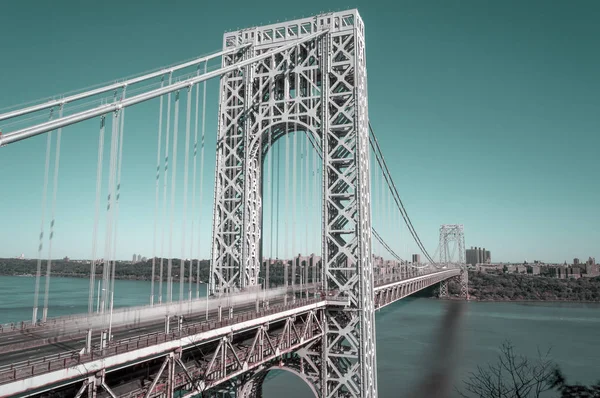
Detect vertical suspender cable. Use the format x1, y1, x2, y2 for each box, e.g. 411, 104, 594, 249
89, 115, 105, 313
298, 131, 303, 289
160, 73, 173, 304
181, 86, 192, 302
276, 135, 280, 260
268, 124, 273, 286
372, 155, 378, 257
108, 103, 122, 335
298, 133, 303, 256
284, 123, 289, 286
102, 108, 119, 315
168, 90, 180, 303
110, 87, 127, 314
313, 133, 318, 274
42, 105, 63, 322
381, 166, 389, 255
32, 109, 53, 324
190, 68, 200, 300
263, 126, 275, 270
380, 165, 385, 260
197, 62, 207, 297
304, 134, 309, 257
151, 77, 165, 306
292, 129, 297, 287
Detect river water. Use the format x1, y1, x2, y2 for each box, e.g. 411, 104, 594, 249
1, 276, 599, 397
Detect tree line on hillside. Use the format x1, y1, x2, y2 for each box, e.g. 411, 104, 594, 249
0, 258, 293, 286
439, 271, 600, 302
3, 260, 600, 302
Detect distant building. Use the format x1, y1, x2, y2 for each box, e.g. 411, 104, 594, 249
141, 256, 147, 262
573, 258, 580, 265
529, 265, 540, 275
588, 257, 596, 265
132, 254, 137, 263
412, 254, 421, 264
570, 267, 582, 279
137, 254, 142, 262
583, 263, 599, 277
466, 246, 491, 266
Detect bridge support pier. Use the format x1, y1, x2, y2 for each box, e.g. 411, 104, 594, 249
439, 269, 469, 300
439, 280, 449, 298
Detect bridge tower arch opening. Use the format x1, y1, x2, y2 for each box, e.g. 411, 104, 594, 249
210, 9, 378, 398
239, 363, 320, 398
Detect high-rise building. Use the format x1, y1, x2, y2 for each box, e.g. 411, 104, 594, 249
137, 254, 142, 262
573, 258, 580, 265
588, 257, 596, 265
466, 246, 491, 266
412, 254, 421, 264
132, 254, 137, 263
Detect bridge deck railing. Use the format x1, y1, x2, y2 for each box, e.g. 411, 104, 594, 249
0, 298, 325, 385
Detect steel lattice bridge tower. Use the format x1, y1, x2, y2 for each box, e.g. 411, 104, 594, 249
0, 9, 468, 398
438, 224, 469, 299
211, 12, 376, 397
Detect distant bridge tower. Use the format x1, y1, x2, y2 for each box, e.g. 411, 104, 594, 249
210, 10, 377, 398
438, 224, 468, 299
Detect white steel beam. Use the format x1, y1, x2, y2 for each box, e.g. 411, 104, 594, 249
0, 31, 327, 147
0, 46, 249, 123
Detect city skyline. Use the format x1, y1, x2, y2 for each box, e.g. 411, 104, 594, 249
0, 0, 598, 264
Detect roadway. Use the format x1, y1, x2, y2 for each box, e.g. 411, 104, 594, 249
0, 269, 443, 387
0, 295, 289, 371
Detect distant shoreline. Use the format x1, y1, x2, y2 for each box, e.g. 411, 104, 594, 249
0, 273, 156, 281
436, 296, 600, 304
4, 274, 599, 305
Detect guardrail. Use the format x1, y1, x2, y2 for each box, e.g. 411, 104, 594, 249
0, 268, 450, 334
0, 269, 455, 386
0, 285, 296, 334
0, 298, 324, 385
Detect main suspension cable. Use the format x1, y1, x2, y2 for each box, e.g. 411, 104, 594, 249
368, 123, 435, 264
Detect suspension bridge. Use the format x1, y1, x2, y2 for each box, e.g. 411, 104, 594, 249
0, 10, 468, 398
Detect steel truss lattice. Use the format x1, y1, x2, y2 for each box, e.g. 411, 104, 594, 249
438, 224, 468, 299
210, 9, 377, 398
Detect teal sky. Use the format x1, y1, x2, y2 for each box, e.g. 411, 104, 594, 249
0, 0, 598, 264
